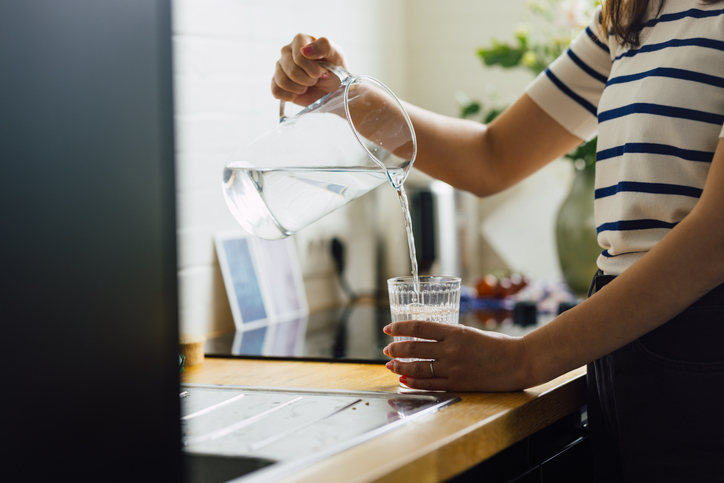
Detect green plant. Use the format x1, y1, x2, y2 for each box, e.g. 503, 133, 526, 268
461, 0, 600, 167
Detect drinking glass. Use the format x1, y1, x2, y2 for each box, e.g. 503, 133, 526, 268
387, 276, 461, 387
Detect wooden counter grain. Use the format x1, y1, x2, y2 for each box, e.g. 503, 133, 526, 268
182, 359, 586, 483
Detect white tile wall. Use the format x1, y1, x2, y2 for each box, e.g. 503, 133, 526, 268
172, 0, 409, 336
172, 0, 570, 337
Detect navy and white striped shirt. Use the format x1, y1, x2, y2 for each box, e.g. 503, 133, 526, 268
527, 1, 724, 275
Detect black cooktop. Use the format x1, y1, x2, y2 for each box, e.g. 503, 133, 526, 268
205, 301, 557, 364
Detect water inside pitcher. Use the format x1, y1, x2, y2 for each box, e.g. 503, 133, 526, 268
222, 64, 417, 240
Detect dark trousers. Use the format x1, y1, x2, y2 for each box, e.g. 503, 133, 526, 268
586, 271, 724, 482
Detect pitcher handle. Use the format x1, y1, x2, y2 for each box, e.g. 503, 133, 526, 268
279, 61, 353, 122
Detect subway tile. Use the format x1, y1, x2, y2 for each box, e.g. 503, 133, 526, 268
175, 151, 227, 193
174, 76, 251, 115
178, 265, 214, 310
175, 114, 251, 153
176, 188, 238, 230
173, 36, 252, 79
177, 226, 216, 269
173, 0, 251, 38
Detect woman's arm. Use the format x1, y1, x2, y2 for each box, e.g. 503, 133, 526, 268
402, 94, 582, 196
385, 137, 724, 391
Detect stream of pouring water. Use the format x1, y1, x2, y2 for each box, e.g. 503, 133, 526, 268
396, 185, 420, 302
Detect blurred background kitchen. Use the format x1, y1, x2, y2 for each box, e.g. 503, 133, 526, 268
173, 0, 584, 339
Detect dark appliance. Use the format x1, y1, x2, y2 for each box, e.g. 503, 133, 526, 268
2, 1, 182, 481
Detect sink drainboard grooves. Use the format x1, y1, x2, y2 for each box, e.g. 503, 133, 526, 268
184, 395, 303, 447
180, 384, 460, 483
182, 393, 247, 421
249, 398, 362, 451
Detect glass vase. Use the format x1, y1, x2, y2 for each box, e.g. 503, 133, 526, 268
555, 161, 600, 297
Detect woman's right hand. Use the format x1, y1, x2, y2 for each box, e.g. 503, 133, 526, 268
271, 34, 349, 107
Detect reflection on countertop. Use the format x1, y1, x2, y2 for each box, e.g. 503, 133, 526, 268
205, 298, 561, 364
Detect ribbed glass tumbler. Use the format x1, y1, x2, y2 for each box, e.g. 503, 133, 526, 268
387, 276, 461, 373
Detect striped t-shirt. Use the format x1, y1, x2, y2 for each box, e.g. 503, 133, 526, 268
527, 1, 724, 275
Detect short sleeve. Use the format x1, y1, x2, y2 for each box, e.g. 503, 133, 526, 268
526, 7, 612, 141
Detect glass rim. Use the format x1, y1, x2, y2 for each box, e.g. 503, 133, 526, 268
387, 276, 461, 285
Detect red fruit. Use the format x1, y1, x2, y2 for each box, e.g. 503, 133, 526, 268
494, 277, 512, 298
476, 274, 498, 298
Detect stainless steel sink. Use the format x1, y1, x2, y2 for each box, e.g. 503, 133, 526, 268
180, 384, 460, 483
185, 454, 275, 483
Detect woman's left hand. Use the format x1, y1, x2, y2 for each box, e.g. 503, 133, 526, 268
383, 321, 535, 392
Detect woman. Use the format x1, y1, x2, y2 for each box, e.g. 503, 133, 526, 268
271, 1, 724, 480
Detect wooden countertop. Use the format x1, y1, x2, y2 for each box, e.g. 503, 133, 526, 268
182, 358, 586, 483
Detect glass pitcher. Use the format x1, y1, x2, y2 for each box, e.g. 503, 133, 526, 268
222, 63, 417, 240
